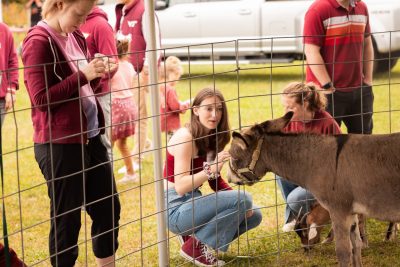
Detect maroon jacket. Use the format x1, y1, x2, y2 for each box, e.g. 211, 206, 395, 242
115, 0, 146, 72
22, 26, 104, 144
80, 6, 118, 95
0, 22, 19, 98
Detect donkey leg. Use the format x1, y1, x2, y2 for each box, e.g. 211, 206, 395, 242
385, 222, 395, 241
331, 214, 354, 267
385, 222, 399, 241
322, 227, 334, 244
357, 214, 368, 248
350, 216, 363, 267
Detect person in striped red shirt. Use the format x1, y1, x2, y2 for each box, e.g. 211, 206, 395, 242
303, 0, 374, 135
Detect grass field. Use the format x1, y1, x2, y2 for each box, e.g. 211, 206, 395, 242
2, 60, 400, 267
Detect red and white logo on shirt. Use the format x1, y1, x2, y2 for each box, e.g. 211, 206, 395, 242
127, 20, 137, 28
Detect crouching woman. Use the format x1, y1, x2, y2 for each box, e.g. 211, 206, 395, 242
278, 82, 341, 232
163, 87, 262, 266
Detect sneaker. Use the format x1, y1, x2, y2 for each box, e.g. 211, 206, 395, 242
145, 138, 153, 151
180, 236, 225, 266
117, 162, 141, 174
117, 165, 127, 174
282, 219, 296, 232
118, 173, 138, 184
133, 161, 141, 171
177, 235, 191, 246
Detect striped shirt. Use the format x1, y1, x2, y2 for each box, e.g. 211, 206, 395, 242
304, 0, 370, 91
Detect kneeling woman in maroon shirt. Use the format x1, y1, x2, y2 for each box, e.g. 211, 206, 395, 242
278, 82, 341, 233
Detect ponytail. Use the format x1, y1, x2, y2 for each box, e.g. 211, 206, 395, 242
282, 82, 327, 112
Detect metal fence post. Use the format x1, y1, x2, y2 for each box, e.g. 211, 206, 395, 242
143, 0, 168, 266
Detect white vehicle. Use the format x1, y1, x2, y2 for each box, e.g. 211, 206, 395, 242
100, 0, 400, 72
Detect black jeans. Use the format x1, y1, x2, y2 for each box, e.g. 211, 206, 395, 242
34, 135, 120, 267
326, 85, 374, 134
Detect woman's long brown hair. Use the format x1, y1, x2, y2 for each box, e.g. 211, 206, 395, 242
186, 87, 230, 157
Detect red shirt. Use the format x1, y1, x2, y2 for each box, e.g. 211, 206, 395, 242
163, 149, 232, 192
283, 110, 341, 135
115, 0, 146, 73
303, 0, 370, 91
80, 7, 118, 95
160, 84, 184, 133
0, 23, 19, 97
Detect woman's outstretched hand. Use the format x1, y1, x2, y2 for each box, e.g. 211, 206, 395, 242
211, 151, 231, 173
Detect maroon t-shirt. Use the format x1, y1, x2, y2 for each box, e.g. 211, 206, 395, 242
80, 7, 118, 95
303, 0, 370, 92
283, 110, 341, 135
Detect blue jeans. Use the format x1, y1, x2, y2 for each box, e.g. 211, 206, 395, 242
276, 175, 315, 224
165, 188, 262, 252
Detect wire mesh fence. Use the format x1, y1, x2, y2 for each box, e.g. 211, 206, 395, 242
1, 31, 400, 267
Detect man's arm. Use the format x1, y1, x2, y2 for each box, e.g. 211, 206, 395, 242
25, 0, 34, 9
35, 0, 43, 7
304, 43, 334, 91
363, 36, 374, 85
4, 25, 19, 111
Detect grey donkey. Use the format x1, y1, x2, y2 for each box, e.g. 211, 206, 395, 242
227, 112, 400, 267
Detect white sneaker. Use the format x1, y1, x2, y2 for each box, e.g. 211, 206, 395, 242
282, 220, 296, 232
118, 174, 138, 184
145, 138, 153, 151
117, 162, 141, 174
133, 162, 141, 171
117, 165, 127, 174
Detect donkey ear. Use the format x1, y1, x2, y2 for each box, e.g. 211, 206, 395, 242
259, 112, 294, 133
232, 131, 249, 149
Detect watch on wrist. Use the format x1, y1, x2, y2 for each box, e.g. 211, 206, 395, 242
322, 81, 333, 90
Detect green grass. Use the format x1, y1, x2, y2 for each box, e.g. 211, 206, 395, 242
2, 60, 400, 266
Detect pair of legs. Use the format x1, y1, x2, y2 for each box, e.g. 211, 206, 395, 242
34, 135, 120, 267
111, 96, 138, 178
165, 188, 262, 252
276, 175, 315, 224
132, 86, 149, 165
326, 85, 374, 134
113, 138, 134, 176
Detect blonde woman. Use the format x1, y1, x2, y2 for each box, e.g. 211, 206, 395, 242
22, 0, 120, 266
278, 82, 341, 232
